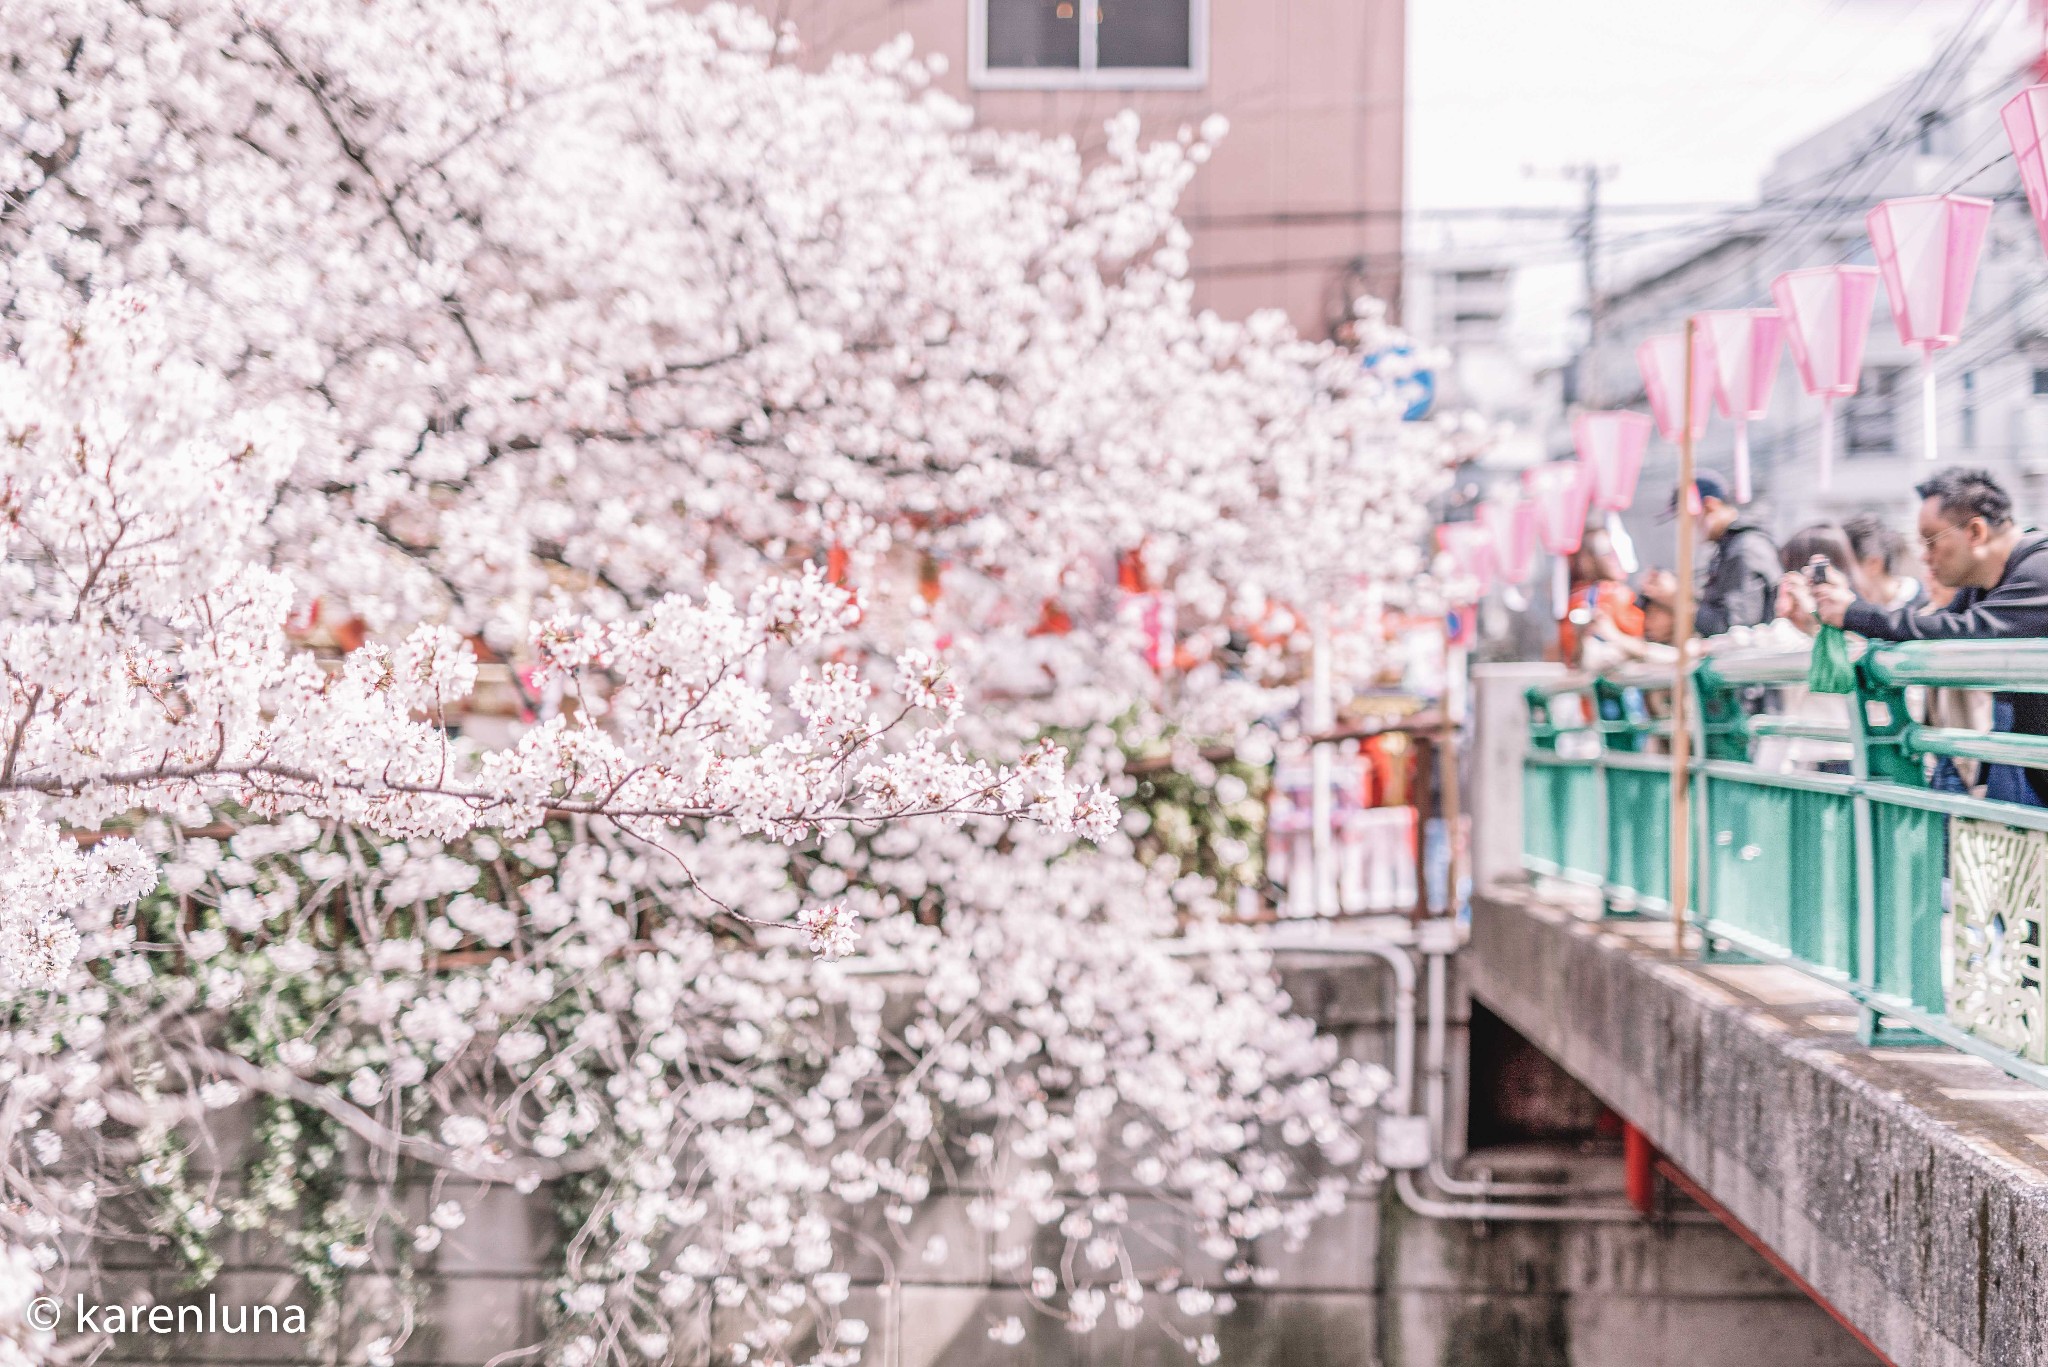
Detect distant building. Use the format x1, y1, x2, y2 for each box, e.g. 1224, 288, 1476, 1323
1422, 262, 1512, 350
1405, 255, 1558, 470
699, 0, 1407, 337
1584, 52, 2048, 546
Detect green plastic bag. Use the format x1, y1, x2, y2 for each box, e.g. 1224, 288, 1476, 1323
1808, 624, 1855, 695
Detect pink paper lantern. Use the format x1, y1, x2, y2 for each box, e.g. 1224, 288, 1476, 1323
1867, 194, 1992, 352
1636, 331, 1713, 445
1478, 499, 1537, 585
1525, 462, 1591, 558
1699, 310, 1785, 420
1573, 411, 1653, 576
1573, 411, 1654, 513
2002, 85, 2048, 257
1770, 265, 1880, 490
1867, 193, 1992, 464
1772, 266, 1878, 396
1435, 522, 1496, 595
1526, 462, 1590, 618
1696, 309, 1785, 504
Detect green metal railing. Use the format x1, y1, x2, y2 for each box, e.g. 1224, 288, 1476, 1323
1522, 639, 2048, 1088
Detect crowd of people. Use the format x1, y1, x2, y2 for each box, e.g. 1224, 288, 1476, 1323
1561, 465, 2048, 803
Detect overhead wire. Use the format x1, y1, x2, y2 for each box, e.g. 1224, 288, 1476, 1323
1563, 0, 2038, 495
1319, 3, 2039, 405
1609, 0, 2015, 317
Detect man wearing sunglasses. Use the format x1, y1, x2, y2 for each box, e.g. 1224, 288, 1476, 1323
1784, 466, 2048, 804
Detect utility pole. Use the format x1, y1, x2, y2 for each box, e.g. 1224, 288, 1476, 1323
1569, 163, 1610, 353
1526, 162, 1617, 403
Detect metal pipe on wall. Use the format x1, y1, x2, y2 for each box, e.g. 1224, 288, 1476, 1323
1397, 935, 1710, 1222
1281, 938, 1415, 1117
1309, 600, 1336, 916
1393, 1169, 1677, 1223
1307, 934, 1688, 1222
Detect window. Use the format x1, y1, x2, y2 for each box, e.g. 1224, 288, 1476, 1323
985, 0, 1078, 68
2032, 366, 2048, 397
1963, 370, 1977, 449
1845, 366, 1906, 456
1451, 311, 1501, 339
972, 0, 1207, 90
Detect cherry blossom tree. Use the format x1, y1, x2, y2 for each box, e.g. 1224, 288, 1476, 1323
0, 0, 1457, 1362
0, 291, 1114, 976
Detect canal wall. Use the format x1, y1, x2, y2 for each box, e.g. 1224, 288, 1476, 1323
89, 943, 1868, 1366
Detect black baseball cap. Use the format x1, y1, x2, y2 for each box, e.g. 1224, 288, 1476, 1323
1660, 471, 1731, 520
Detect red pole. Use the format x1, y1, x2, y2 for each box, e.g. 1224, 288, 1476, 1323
1623, 1121, 1656, 1215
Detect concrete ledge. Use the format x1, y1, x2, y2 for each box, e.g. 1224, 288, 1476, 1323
1470, 879, 2048, 1367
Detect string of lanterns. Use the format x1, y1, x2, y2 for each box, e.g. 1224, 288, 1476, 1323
1433, 79, 2048, 609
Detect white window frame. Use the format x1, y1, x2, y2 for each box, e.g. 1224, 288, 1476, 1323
968, 0, 1209, 91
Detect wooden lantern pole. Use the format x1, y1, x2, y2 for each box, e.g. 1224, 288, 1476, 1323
1668, 316, 1700, 956
1440, 678, 1464, 920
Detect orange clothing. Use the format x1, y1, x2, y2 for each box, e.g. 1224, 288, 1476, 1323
1559, 580, 1644, 666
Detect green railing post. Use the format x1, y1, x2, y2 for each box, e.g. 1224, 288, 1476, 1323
1687, 657, 1714, 949
1850, 660, 1922, 786
1691, 658, 1752, 765
1849, 655, 1888, 1043
1590, 668, 1677, 918
1593, 677, 1643, 753
1526, 686, 1561, 753
1687, 651, 1818, 963
1851, 654, 1939, 1037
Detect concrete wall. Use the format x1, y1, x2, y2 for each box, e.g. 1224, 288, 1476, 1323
84, 946, 1874, 1367
1470, 661, 1564, 890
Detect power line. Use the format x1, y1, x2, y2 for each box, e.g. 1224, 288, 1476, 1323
1191, 205, 1556, 225
1182, 198, 1948, 228
1622, 0, 2016, 311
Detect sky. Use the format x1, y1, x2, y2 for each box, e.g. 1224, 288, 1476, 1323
1407, 0, 2038, 361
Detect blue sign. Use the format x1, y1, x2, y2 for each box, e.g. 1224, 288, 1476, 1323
1364, 345, 1436, 421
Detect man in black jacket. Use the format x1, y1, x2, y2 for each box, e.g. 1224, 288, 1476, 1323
1642, 473, 1779, 637
1792, 466, 2048, 803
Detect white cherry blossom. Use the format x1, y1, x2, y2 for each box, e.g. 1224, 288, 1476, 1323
0, 1, 1458, 1363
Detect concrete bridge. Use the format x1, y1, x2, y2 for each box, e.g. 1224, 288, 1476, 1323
1467, 880, 2044, 1367
1462, 654, 2048, 1367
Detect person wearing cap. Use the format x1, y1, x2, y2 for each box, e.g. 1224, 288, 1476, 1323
1786, 466, 2048, 805
1639, 472, 1780, 638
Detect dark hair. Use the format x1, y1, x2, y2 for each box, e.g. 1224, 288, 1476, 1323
1566, 525, 1617, 587
1841, 513, 1907, 572
1915, 467, 2014, 529
1779, 523, 1859, 580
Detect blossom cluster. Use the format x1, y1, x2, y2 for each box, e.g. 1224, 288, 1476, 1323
0, 0, 1461, 1361
0, 296, 1115, 984
0, 813, 1384, 1364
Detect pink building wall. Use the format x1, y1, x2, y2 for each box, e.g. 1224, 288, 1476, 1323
706, 0, 1405, 338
